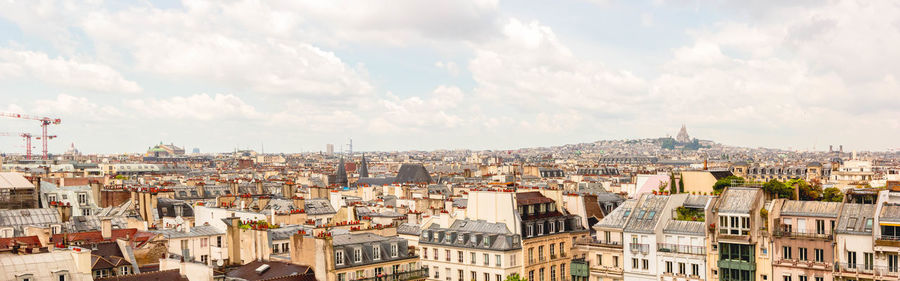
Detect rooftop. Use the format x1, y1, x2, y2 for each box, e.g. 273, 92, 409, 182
780, 201, 842, 218
717, 187, 760, 214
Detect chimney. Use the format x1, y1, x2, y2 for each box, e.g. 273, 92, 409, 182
101, 218, 112, 240
282, 182, 296, 199
256, 180, 264, 195
292, 196, 306, 210
230, 180, 239, 195
90, 181, 102, 207
197, 182, 206, 198
840, 145, 843, 153
225, 217, 242, 265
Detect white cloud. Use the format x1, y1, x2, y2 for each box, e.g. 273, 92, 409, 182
0, 48, 140, 93
125, 94, 261, 120
32, 94, 123, 120
435, 61, 460, 76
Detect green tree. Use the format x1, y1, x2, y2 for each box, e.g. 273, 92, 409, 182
670, 174, 677, 194
505, 274, 527, 281
762, 179, 793, 199
823, 187, 844, 202
713, 176, 744, 194
786, 179, 823, 201
678, 176, 685, 193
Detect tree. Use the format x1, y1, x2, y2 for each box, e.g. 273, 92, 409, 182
823, 187, 844, 202
505, 274, 527, 281
670, 174, 677, 194
762, 179, 793, 199
786, 179, 823, 201
713, 176, 744, 194
679, 176, 685, 193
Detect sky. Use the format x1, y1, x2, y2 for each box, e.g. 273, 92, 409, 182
0, 0, 898, 154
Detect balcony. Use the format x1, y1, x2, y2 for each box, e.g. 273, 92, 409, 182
353, 268, 429, 281
628, 243, 649, 254
772, 259, 832, 270
575, 238, 623, 248
657, 243, 706, 255
875, 235, 900, 247
773, 229, 833, 240
833, 263, 900, 278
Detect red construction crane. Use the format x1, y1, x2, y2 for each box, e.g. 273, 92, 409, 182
0, 132, 34, 159
0, 112, 61, 160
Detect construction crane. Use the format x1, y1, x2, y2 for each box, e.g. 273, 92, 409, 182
0, 112, 61, 160
0, 132, 34, 159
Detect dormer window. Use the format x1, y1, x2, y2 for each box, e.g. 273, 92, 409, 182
391, 244, 398, 257
374, 245, 381, 260
540, 204, 546, 213
483, 237, 491, 247
336, 251, 344, 265
354, 248, 362, 263
549, 222, 556, 233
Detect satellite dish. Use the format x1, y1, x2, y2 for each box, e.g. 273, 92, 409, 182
216, 259, 224, 266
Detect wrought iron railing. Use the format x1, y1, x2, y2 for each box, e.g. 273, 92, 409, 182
354, 268, 429, 281
773, 230, 832, 240
834, 262, 900, 277
657, 243, 706, 255
628, 243, 649, 254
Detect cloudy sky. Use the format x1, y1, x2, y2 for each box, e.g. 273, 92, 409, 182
0, 0, 898, 154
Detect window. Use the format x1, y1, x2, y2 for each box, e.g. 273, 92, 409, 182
814, 248, 824, 262
678, 262, 685, 275
550, 244, 555, 257
471, 271, 477, 281
446, 250, 451, 262
847, 251, 857, 268
484, 273, 490, 281
642, 259, 648, 270
528, 248, 534, 263
538, 224, 544, 235
527, 225, 533, 237
495, 254, 501, 266
613, 256, 619, 267
217, 236, 222, 247
391, 244, 399, 257
338, 273, 346, 281
889, 254, 899, 272
665, 261, 672, 273
423, 247, 428, 259
865, 252, 874, 270
374, 245, 382, 260
354, 248, 362, 263
201, 255, 208, 264
48, 194, 57, 202
335, 251, 344, 264
815, 277, 823, 281
597, 254, 602, 266
632, 258, 638, 269
799, 248, 807, 261
484, 253, 489, 266
496, 274, 502, 281
799, 276, 807, 281
528, 271, 534, 281
434, 267, 440, 278
549, 222, 555, 233
783, 246, 792, 260
434, 249, 438, 260
77, 193, 87, 205
538, 246, 544, 260
559, 242, 565, 257
539, 268, 545, 281
120, 266, 130, 275
458, 270, 464, 281
816, 220, 825, 235
550, 266, 556, 281
691, 264, 699, 276
783, 276, 792, 281
472, 252, 477, 264
560, 264, 565, 280
200, 238, 208, 247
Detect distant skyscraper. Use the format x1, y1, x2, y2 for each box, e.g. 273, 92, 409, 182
676, 124, 691, 143
192, 147, 200, 154
326, 144, 334, 155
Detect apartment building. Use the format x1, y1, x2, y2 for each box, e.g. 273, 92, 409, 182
419, 219, 522, 281
517, 192, 588, 281
711, 187, 768, 281
573, 199, 635, 281
770, 200, 842, 281
832, 203, 878, 280
291, 232, 425, 281
873, 190, 900, 278
658, 195, 714, 281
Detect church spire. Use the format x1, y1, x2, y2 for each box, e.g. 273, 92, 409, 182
358, 153, 369, 178
335, 156, 348, 186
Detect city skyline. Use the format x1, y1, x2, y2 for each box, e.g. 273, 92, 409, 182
2, 0, 899, 154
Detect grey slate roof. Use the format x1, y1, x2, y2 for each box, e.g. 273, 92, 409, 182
333, 233, 413, 269
396, 164, 433, 183
596, 199, 636, 229
780, 201, 842, 218
683, 195, 712, 209
153, 225, 224, 239
717, 187, 760, 214
420, 220, 521, 251
397, 223, 421, 235
624, 195, 669, 234
0, 208, 60, 227
879, 204, 900, 223
305, 199, 336, 215
663, 220, 705, 236
269, 225, 310, 241
836, 203, 876, 235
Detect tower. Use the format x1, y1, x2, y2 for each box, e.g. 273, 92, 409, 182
358, 153, 369, 178
334, 156, 348, 187
676, 124, 691, 143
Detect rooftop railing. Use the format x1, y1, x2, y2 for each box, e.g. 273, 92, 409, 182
657, 243, 706, 255
353, 268, 429, 281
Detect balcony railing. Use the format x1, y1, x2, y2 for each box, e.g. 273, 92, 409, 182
629, 243, 649, 254
773, 230, 833, 240
773, 259, 832, 269
575, 238, 623, 248
877, 235, 900, 241
834, 262, 900, 277
354, 268, 429, 281
656, 243, 706, 255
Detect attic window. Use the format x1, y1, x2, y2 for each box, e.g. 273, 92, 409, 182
865, 218, 873, 232
623, 210, 631, 217
483, 236, 491, 247
847, 218, 857, 231
647, 211, 656, 220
